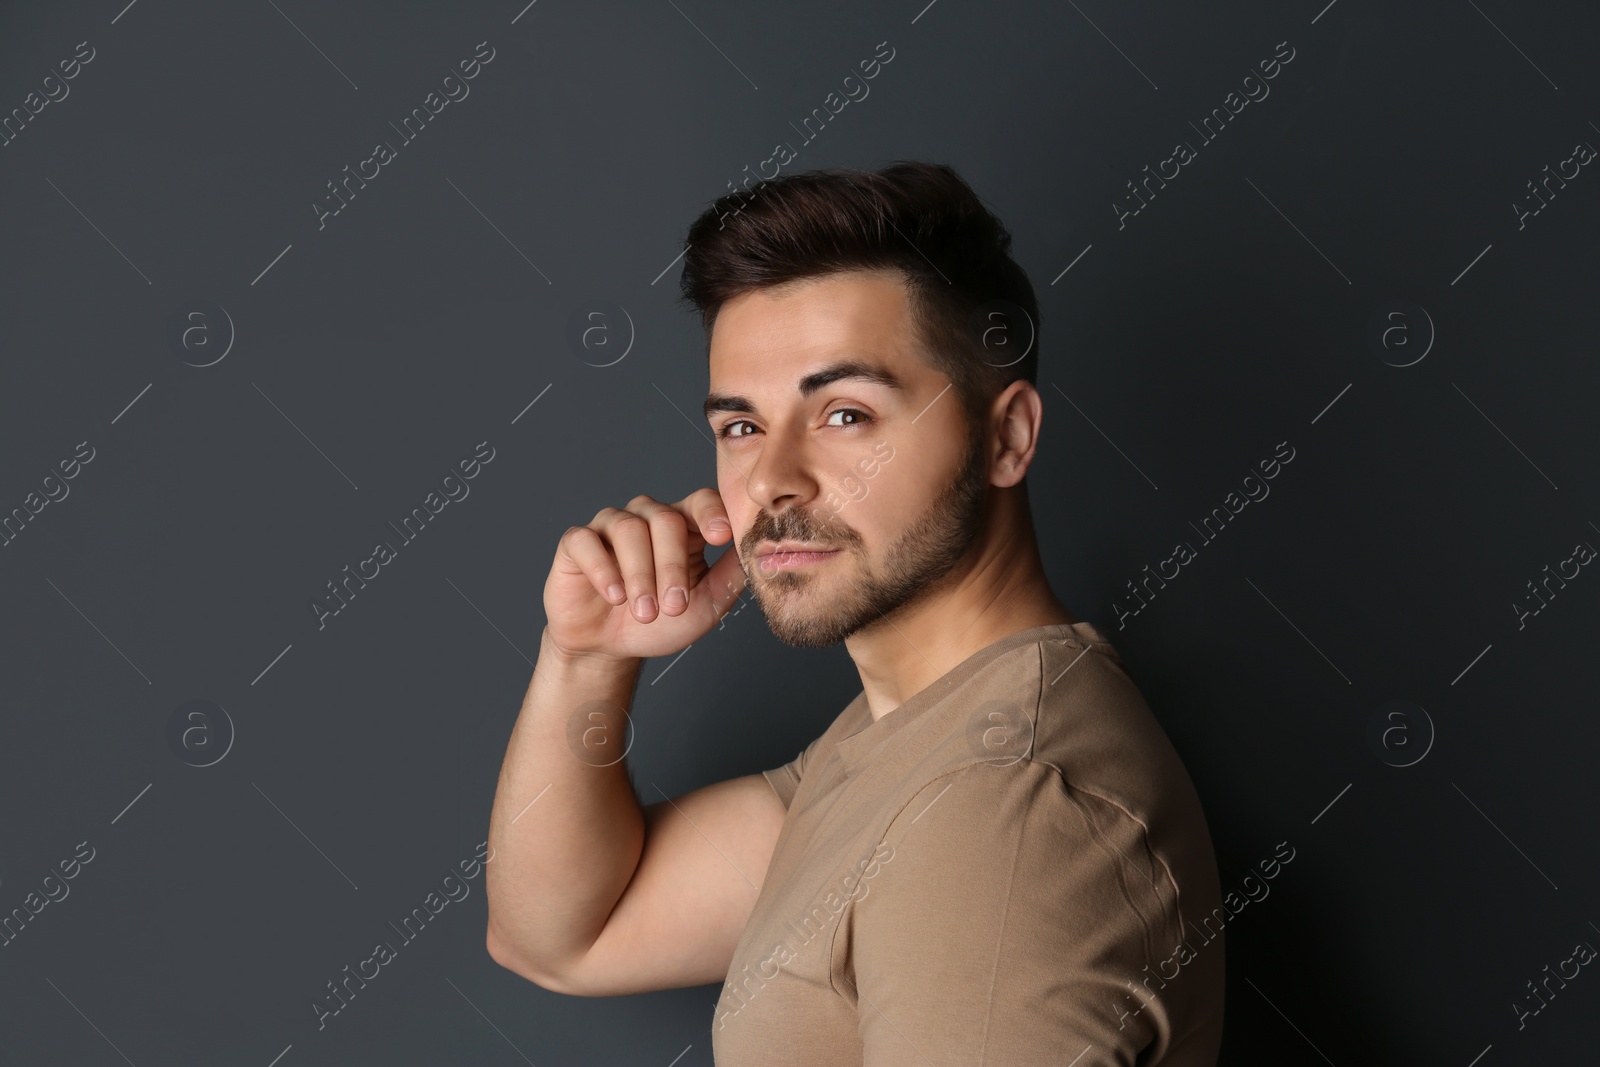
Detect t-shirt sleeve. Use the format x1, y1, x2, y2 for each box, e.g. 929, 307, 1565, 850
761, 730, 829, 810
846, 760, 1191, 1066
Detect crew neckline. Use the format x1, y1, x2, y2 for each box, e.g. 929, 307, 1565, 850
831, 620, 1118, 774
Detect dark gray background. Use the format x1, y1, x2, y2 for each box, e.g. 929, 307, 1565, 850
2, 0, 1597, 1063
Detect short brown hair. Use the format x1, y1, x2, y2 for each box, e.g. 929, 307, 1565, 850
678, 160, 1040, 433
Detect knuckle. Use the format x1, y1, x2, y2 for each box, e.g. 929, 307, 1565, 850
650, 507, 688, 532
612, 513, 650, 535
562, 525, 597, 548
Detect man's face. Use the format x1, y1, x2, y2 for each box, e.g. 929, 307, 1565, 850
704, 269, 992, 648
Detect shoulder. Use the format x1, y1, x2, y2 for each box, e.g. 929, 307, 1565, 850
878, 754, 1167, 873
936, 629, 1183, 798
859, 758, 1190, 966
883, 629, 1220, 918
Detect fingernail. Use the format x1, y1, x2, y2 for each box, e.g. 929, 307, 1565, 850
709, 518, 731, 534
606, 583, 625, 603
634, 594, 656, 618
663, 586, 686, 611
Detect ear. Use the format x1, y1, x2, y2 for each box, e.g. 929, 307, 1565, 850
989, 381, 1043, 488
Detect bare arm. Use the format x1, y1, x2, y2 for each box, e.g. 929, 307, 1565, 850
483, 628, 647, 987
582, 771, 787, 995
485, 490, 770, 996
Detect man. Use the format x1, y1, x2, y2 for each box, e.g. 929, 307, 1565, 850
485, 161, 1225, 1065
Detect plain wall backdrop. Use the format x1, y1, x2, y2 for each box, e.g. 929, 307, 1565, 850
1, 0, 1597, 1063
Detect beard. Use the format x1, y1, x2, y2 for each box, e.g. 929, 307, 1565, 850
738, 423, 990, 649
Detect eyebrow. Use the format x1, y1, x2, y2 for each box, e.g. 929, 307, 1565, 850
703, 358, 906, 421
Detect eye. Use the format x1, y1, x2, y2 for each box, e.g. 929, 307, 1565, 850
716, 409, 872, 440
826, 408, 872, 428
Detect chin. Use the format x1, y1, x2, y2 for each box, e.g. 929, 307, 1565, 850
764, 619, 853, 649
753, 592, 857, 649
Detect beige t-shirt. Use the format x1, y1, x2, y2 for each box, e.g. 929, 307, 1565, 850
711, 621, 1225, 1066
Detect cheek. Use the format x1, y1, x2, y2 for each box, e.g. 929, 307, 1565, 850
828, 463, 918, 545
865, 449, 945, 515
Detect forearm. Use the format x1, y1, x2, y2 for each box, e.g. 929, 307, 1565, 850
485, 626, 646, 978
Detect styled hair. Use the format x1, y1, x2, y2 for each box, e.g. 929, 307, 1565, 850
677, 160, 1040, 434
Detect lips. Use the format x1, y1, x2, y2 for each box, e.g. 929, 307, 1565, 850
754, 543, 840, 571
757, 541, 835, 557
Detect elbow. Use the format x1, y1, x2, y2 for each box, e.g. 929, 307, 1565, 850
484, 921, 519, 975
484, 921, 544, 985
485, 921, 585, 996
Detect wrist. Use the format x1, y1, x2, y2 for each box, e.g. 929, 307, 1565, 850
539, 627, 640, 673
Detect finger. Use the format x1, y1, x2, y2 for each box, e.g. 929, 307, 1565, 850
595, 505, 659, 622
631, 496, 692, 617
560, 525, 627, 606
679, 486, 733, 545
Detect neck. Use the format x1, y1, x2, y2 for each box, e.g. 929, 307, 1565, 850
843, 489, 1076, 721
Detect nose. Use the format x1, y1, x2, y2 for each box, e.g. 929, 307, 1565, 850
738, 421, 821, 517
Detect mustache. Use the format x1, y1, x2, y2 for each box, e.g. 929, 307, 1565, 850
742, 509, 859, 554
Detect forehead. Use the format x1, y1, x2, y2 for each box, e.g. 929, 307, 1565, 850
707, 269, 928, 387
